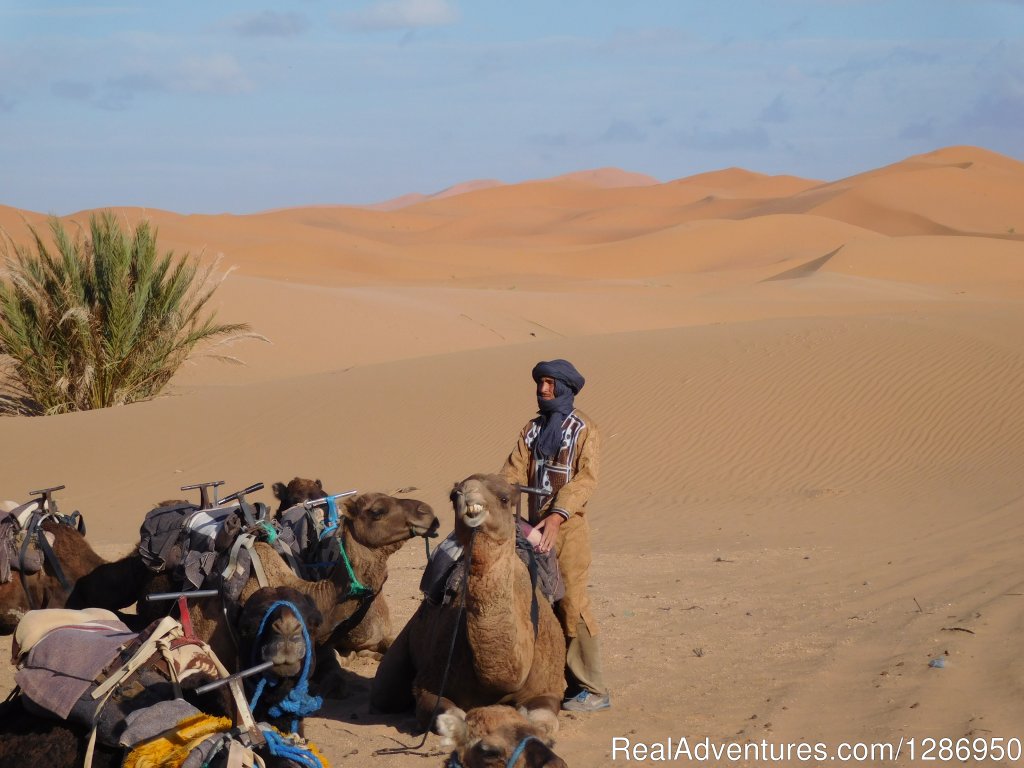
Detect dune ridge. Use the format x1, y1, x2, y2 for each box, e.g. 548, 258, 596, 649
1, 145, 1024, 765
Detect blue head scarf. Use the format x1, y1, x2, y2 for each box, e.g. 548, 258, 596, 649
531, 359, 585, 460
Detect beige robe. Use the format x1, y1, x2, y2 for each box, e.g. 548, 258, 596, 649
501, 408, 600, 638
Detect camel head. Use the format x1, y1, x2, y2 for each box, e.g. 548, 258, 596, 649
450, 474, 520, 542
342, 492, 439, 549
272, 478, 326, 516
238, 586, 323, 680
437, 705, 567, 768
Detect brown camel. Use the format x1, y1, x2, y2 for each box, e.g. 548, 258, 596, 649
192, 491, 438, 668
0, 514, 106, 634
272, 477, 326, 516
69, 490, 438, 698
236, 586, 324, 735
371, 474, 566, 734
437, 705, 569, 768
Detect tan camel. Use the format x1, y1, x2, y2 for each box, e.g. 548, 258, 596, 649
185, 491, 438, 676
371, 474, 565, 733
437, 705, 568, 768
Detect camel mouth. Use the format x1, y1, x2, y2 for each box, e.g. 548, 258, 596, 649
462, 501, 488, 528
412, 517, 441, 538
269, 660, 303, 678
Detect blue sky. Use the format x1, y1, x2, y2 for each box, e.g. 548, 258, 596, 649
1, 0, 1022, 214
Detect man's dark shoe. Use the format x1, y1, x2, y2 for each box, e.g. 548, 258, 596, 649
562, 690, 610, 712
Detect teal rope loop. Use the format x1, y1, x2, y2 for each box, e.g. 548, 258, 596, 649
337, 524, 374, 600
255, 520, 278, 543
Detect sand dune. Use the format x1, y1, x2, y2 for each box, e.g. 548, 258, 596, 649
2, 145, 1024, 766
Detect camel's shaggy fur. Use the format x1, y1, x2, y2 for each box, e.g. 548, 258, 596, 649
0, 697, 311, 768
437, 705, 568, 768
0, 518, 106, 634
272, 477, 326, 516
371, 474, 566, 731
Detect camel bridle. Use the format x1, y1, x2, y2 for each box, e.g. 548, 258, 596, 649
444, 734, 546, 768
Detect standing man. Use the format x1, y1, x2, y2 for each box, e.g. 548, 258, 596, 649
501, 359, 610, 712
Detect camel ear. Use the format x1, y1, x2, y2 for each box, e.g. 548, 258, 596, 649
315, 479, 324, 491
520, 708, 559, 742
339, 495, 359, 519
272, 482, 286, 500
436, 710, 468, 749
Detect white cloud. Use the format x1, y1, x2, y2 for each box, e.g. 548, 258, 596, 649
343, 0, 459, 31
175, 54, 253, 95
225, 11, 309, 38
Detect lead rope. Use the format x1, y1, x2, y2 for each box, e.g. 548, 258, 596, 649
374, 525, 478, 757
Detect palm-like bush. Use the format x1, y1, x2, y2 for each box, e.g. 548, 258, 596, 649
0, 212, 257, 415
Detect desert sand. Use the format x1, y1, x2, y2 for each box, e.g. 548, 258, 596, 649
1, 145, 1023, 766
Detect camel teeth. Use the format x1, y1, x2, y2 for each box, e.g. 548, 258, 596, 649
466, 503, 484, 514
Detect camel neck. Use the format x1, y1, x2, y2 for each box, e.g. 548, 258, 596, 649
463, 530, 533, 692
337, 522, 398, 594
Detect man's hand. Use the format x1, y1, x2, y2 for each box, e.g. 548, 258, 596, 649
534, 513, 564, 553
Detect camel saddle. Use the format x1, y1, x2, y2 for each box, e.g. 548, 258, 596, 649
271, 502, 342, 579
420, 521, 566, 607
13, 610, 287, 767
0, 499, 83, 588
0, 508, 53, 582
14, 610, 226, 749
137, 499, 271, 588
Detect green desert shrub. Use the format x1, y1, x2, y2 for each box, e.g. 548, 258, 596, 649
0, 211, 256, 415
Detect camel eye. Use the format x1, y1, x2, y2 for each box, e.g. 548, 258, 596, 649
499, 495, 509, 505
476, 742, 502, 758
371, 507, 387, 520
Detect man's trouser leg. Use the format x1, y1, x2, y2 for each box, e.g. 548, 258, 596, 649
566, 615, 608, 695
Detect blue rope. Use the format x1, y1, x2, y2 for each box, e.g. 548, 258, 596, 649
261, 728, 326, 768
320, 497, 339, 539
247, 599, 323, 730
445, 735, 542, 768
506, 735, 542, 767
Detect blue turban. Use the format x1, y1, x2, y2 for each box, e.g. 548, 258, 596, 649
531, 360, 585, 459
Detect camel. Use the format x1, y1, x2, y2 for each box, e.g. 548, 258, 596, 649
71, 491, 439, 692
191, 491, 439, 672
0, 588, 325, 767
272, 477, 326, 516
0, 512, 106, 634
371, 474, 566, 734
236, 586, 323, 735
437, 705, 569, 768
